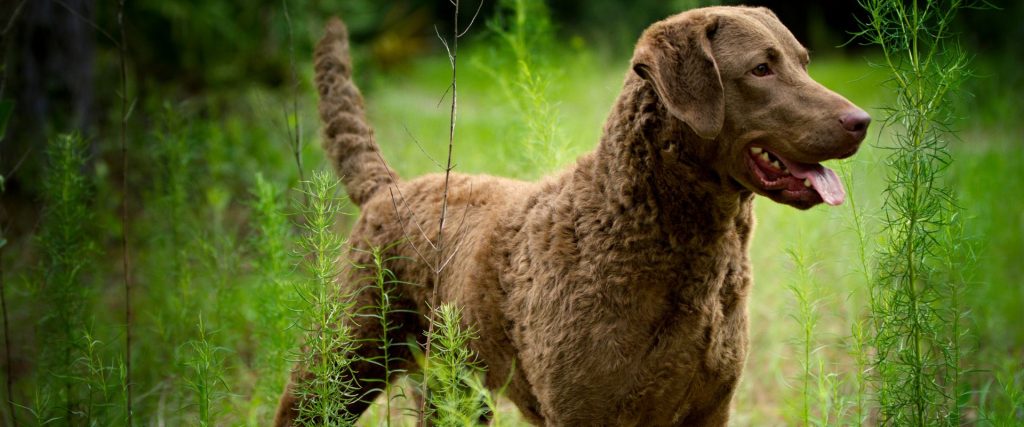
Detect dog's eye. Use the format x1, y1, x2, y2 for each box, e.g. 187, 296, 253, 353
751, 63, 772, 77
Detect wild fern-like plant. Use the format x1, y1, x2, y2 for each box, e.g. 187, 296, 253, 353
253, 173, 293, 282
482, 0, 565, 176
975, 359, 1023, 426
183, 316, 228, 427
784, 246, 824, 426
847, 314, 872, 425
838, 160, 875, 425
248, 172, 298, 420
153, 106, 198, 313
130, 106, 208, 424
37, 133, 96, 423
855, 0, 974, 424
352, 243, 408, 426
143, 107, 202, 358
293, 170, 360, 426
424, 303, 487, 426
74, 327, 122, 424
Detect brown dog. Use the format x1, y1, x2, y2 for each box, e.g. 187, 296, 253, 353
276, 6, 869, 426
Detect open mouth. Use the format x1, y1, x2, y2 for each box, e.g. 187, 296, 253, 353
745, 146, 846, 207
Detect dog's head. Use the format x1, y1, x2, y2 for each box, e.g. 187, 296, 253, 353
631, 6, 869, 209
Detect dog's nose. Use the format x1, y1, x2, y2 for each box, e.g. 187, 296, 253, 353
839, 109, 871, 141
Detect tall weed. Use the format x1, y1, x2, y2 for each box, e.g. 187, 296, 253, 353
856, 0, 974, 423
247, 173, 299, 421
292, 170, 360, 426
481, 0, 566, 176
36, 133, 97, 423
353, 244, 409, 426
424, 303, 487, 426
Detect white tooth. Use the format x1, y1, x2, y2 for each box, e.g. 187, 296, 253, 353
761, 152, 770, 161
804, 179, 812, 187
750, 147, 763, 154
772, 160, 781, 169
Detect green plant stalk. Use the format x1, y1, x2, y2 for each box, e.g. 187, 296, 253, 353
147, 106, 198, 362
849, 317, 870, 425
281, 0, 305, 189
116, 0, 133, 424
0, 229, 14, 426
995, 364, 1023, 424
939, 212, 970, 422
249, 173, 295, 421
294, 170, 359, 426
482, 0, 562, 176
184, 316, 226, 427
76, 327, 119, 424
38, 133, 95, 423
159, 107, 195, 319
371, 246, 394, 427
839, 160, 873, 424
425, 303, 486, 426
785, 246, 818, 425
857, 0, 970, 424
351, 243, 409, 425
815, 358, 834, 426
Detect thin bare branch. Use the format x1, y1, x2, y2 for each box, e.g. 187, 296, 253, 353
436, 82, 454, 108
457, 0, 486, 38
437, 185, 474, 273
451, 184, 474, 236
54, 0, 118, 45
438, 238, 466, 274
282, 0, 305, 188
387, 187, 431, 264
373, 150, 438, 250
421, 0, 465, 423
434, 182, 474, 274
4, 147, 32, 178
0, 0, 26, 36
0, 0, 28, 102
434, 25, 454, 67
403, 124, 443, 170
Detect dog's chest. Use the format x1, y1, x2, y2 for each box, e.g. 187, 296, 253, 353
499, 225, 752, 423
629, 262, 751, 422
603, 252, 752, 422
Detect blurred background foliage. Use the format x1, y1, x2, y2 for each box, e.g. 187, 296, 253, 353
2, 0, 1021, 196
0, 0, 1022, 425
2, 0, 1020, 167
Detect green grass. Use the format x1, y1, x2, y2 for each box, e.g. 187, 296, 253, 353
359, 45, 1022, 425
364, 44, 617, 181
4, 23, 1022, 427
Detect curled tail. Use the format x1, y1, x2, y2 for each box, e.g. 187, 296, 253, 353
315, 17, 397, 206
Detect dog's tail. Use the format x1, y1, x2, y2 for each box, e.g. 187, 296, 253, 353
314, 17, 397, 206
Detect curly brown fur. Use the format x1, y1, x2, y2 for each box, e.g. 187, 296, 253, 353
315, 18, 397, 206
276, 6, 869, 426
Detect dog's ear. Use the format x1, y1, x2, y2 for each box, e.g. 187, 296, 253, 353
631, 13, 723, 140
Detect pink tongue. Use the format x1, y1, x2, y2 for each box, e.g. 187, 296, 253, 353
779, 159, 846, 206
